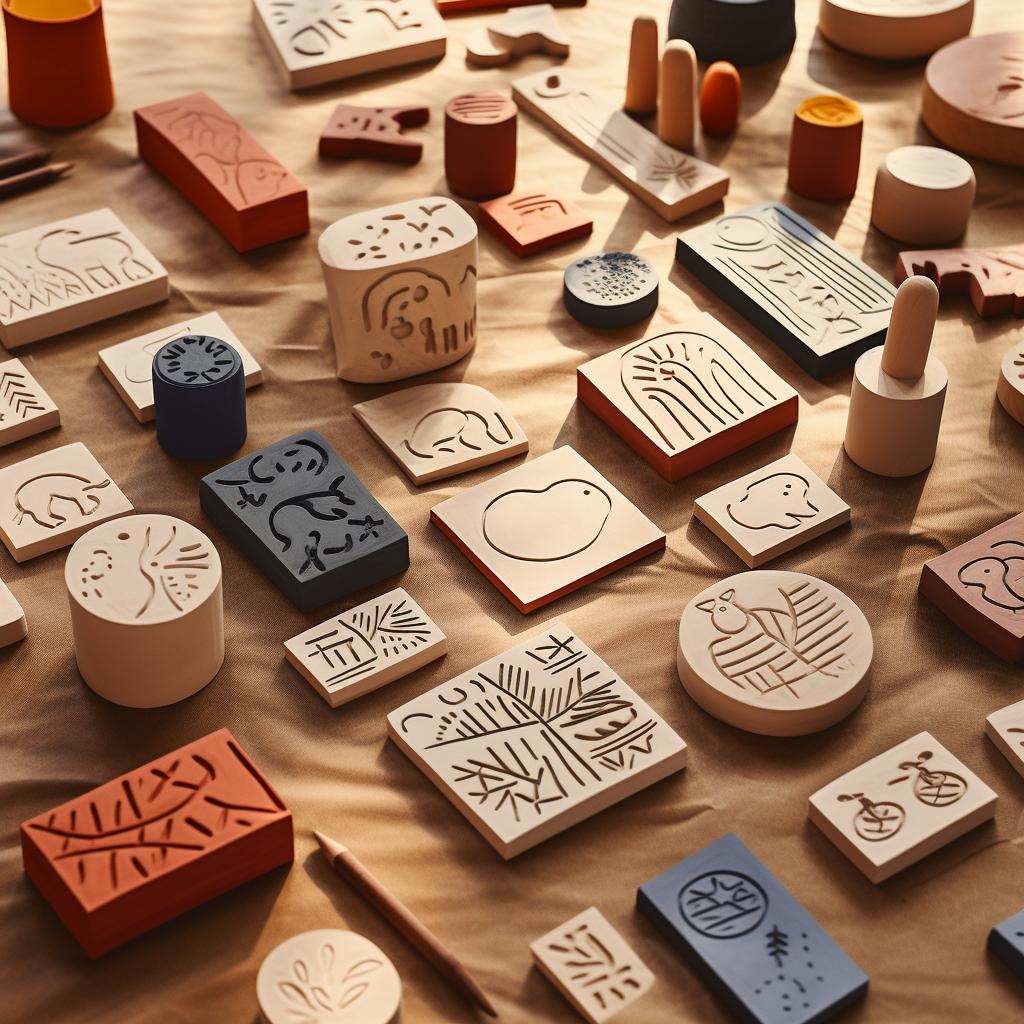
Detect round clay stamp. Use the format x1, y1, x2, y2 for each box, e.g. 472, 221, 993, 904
787, 95, 863, 201
152, 334, 247, 461
819, 0, 973, 60
256, 930, 402, 1024
997, 343, 1024, 427
563, 252, 659, 328
677, 570, 873, 736
444, 91, 518, 200
66, 514, 224, 708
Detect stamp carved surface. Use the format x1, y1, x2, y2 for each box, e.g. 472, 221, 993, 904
985, 698, 1024, 778
0, 357, 59, 447
896, 244, 1024, 318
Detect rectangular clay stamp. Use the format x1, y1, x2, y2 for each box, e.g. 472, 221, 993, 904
251, 0, 447, 90
808, 731, 997, 883
576, 314, 798, 483
134, 92, 309, 252
430, 445, 665, 614
989, 908, 1024, 980
0, 208, 168, 349
531, 906, 655, 1023
284, 587, 446, 707
0, 442, 133, 563
675, 203, 896, 379
919, 513, 1024, 662
387, 624, 687, 858
693, 453, 850, 567
0, 358, 59, 447
20, 728, 293, 958
0, 576, 27, 647
637, 833, 868, 1024
98, 312, 263, 424
985, 699, 1024, 779
478, 190, 593, 258
200, 430, 408, 611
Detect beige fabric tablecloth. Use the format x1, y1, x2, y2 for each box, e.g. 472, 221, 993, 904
3, 1, 1024, 1021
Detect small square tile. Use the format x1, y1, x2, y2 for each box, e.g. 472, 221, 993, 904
985, 699, 1024, 779
693, 453, 850, 567
808, 731, 997, 883
285, 587, 447, 707
989, 908, 1024, 979
478, 190, 592, 257
531, 907, 654, 1024
0, 358, 59, 447
0, 443, 133, 562
430, 446, 665, 614
98, 312, 262, 424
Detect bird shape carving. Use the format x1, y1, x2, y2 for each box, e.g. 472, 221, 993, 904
482, 479, 611, 561
402, 407, 513, 460
726, 472, 819, 531
958, 539, 1024, 612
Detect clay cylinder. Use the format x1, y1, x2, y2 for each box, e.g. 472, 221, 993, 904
700, 61, 741, 136
818, 0, 974, 60
870, 145, 975, 245
2, 0, 113, 128
66, 515, 224, 708
998, 344, 1024, 427
658, 40, 697, 152
669, 0, 796, 65
444, 92, 517, 200
152, 335, 247, 461
625, 16, 658, 115
788, 95, 863, 201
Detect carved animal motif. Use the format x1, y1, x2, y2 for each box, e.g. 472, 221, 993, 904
727, 472, 819, 531
214, 439, 330, 509
402, 407, 513, 460
269, 0, 425, 56
35, 229, 152, 292
958, 540, 1024, 612
13, 473, 111, 530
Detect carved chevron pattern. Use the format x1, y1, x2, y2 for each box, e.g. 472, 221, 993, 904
0, 369, 46, 421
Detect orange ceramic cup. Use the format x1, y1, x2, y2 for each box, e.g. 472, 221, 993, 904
2, 0, 114, 128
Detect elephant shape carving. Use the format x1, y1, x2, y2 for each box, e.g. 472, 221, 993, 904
35, 228, 152, 293
13, 473, 112, 530
402, 407, 514, 460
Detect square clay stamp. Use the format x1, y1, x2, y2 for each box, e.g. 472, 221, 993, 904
985, 698, 1024, 779
0, 358, 60, 447
429, 445, 666, 614
693, 453, 850, 567
478, 190, 593, 258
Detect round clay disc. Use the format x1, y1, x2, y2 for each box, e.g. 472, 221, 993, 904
819, 0, 973, 60
257, 930, 402, 1024
563, 251, 659, 328
677, 570, 873, 736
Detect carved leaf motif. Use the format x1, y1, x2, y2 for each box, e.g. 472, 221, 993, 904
168, 110, 242, 165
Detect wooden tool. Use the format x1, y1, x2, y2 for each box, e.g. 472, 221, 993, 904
313, 830, 498, 1018
658, 40, 697, 152
0, 160, 72, 198
624, 16, 658, 114
0, 148, 48, 177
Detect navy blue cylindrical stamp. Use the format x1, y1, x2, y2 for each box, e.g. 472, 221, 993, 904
152, 335, 247, 461
563, 251, 659, 329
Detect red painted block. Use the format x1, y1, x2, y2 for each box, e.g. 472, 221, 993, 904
134, 92, 309, 253
21, 728, 293, 958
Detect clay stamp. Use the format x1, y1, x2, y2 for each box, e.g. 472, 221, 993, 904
675, 203, 896, 379
0, 358, 59, 447
429, 446, 666, 614
466, 4, 570, 67
989, 908, 1024, 980
444, 92, 518, 201
896, 244, 1024, 319
807, 731, 998, 883
669, 0, 796, 66
922, 32, 1024, 168
66, 515, 224, 708
624, 16, 658, 116
677, 571, 872, 737
285, 587, 446, 707
252, 0, 446, 90
637, 833, 868, 1024
134, 92, 309, 252
693, 454, 851, 568
511, 69, 729, 222
788, 95, 862, 202
563, 252, 658, 329
986, 699, 1024, 780
319, 103, 430, 164
700, 61, 742, 137
576, 313, 798, 483
819, 0, 974, 60
0, 576, 27, 648
257, 930, 402, 1024
200, 430, 408, 612
478, 190, 592, 258
0, 208, 168, 349
352, 382, 529, 485
998, 344, 1024, 426
318, 196, 477, 383
531, 907, 655, 1023
0, 442, 133, 563
21, 728, 293, 958
98, 312, 262, 425
918, 513, 1024, 662
387, 624, 687, 858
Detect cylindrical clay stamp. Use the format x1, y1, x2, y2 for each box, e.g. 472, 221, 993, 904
788, 95, 863, 202
66, 514, 224, 708
444, 92, 517, 200
152, 334, 247, 461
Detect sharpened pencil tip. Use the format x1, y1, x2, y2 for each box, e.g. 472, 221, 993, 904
312, 828, 345, 863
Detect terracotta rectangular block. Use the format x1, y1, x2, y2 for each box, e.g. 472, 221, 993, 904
21, 728, 293, 958
808, 731, 997, 883
693, 453, 850, 567
252, 0, 446, 90
919, 513, 1024, 662
0, 442, 133, 563
387, 623, 687, 858
98, 312, 263, 424
0, 576, 27, 647
576, 314, 798, 483
430, 446, 665, 614
284, 587, 446, 707
675, 203, 896, 379
0, 358, 59, 447
134, 93, 309, 252
897, 244, 1024, 318
985, 699, 1024, 779
478, 190, 593, 258
0, 208, 168, 349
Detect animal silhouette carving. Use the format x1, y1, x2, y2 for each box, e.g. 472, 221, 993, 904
696, 582, 853, 697
36, 228, 152, 291
13, 473, 111, 530
958, 540, 1024, 612
727, 472, 819, 531
402, 407, 513, 460
214, 439, 330, 509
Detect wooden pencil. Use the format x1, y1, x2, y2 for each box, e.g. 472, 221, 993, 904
0, 148, 49, 179
0, 161, 73, 199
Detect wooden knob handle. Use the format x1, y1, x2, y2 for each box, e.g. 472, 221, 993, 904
881, 275, 939, 380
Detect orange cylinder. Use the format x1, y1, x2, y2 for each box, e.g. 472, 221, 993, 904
700, 61, 742, 136
2, 0, 114, 128
787, 95, 862, 202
